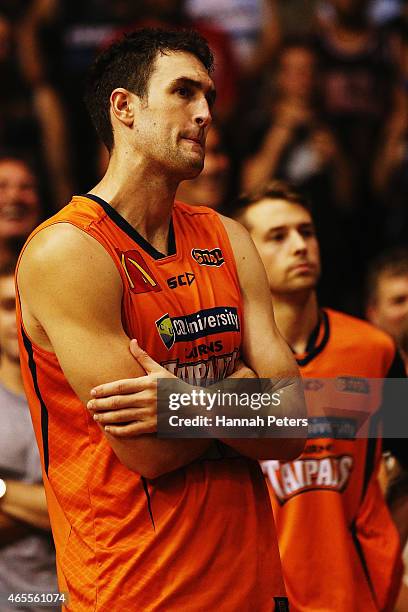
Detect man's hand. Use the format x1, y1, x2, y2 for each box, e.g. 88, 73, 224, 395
88, 343, 256, 437
87, 339, 176, 437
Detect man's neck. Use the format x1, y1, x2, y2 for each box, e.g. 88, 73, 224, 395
272, 290, 320, 355
90, 150, 181, 254
0, 357, 24, 396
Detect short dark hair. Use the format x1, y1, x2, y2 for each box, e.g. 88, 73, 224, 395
84, 28, 214, 152
233, 180, 312, 229
366, 247, 408, 306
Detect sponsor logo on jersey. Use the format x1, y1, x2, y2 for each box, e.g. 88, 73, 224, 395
308, 417, 358, 439
156, 307, 240, 350
162, 348, 239, 384
191, 247, 224, 267
304, 379, 324, 391
167, 272, 195, 289
336, 376, 370, 394
263, 455, 354, 504
117, 249, 161, 294
185, 341, 223, 359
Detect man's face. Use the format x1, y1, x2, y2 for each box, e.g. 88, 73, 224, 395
368, 274, 408, 341
131, 51, 215, 180
244, 199, 321, 295
0, 275, 19, 362
0, 160, 40, 240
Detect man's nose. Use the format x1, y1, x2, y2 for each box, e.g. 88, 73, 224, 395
291, 231, 307, 253
194, 97, 212, 128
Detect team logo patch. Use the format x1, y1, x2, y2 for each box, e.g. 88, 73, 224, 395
117, 249, 161, 294
191, 247, 224, 267
156, 307, 240, 350
336, 376, 369, 394
156, 314, 175, 350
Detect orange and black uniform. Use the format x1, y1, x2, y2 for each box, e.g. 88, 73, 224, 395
263, 308, 404, 611
16, 195, 287, 611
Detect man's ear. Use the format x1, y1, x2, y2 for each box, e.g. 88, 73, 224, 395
110, 88, 134, 127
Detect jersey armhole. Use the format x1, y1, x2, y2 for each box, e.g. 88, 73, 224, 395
16, 219, 126, 357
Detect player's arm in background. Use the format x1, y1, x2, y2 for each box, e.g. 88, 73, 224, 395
219, 215, 307, 460
18, 223, 216, 480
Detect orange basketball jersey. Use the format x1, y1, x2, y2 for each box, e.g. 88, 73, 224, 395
17, 195, 287, 611
263, 309, 403, 612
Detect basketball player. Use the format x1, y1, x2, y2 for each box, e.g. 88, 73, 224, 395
234, 180, 406, 611
16, 30, 305, 610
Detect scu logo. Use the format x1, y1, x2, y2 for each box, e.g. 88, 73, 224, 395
191, 247, 224, 267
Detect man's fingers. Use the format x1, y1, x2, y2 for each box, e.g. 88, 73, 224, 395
130, 339, 163, 374
90, 377, 148, 398
87, 391, 151, 411
103, 420, 157, 437
92, 408, 153, 424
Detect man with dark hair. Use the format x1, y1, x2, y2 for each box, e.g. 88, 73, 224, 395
234, 179, 406, 611
366, 247, 408, 343
16, 30, 304, 609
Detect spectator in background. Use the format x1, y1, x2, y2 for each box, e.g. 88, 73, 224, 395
241, 39, 351, 206
18, 0, 133, 194
185, 0, 281, 78
0, 8, 72, 209
372, 106, 408, 246
241, 39, 352, 309
366, 247, 408, 344
0, 156, 42, 266
313, 0, 400, 185
0, 260, 58, 611
176, 124, 232, 211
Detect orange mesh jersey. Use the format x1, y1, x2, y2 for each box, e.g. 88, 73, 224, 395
16, 195, 287, 611
263, 308, 403, 612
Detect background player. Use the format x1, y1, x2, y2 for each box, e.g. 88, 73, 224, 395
16, 30, 305, 610
234, 180, 407, 611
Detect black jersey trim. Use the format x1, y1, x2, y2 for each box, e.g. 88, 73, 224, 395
141, 477, 156, 531
296, 310, 330, 367
83, 193, 176, 260
21, 325, 49, 476
350, 521, 378, 607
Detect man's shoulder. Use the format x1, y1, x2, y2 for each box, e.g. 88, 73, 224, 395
326, 308, 395, 353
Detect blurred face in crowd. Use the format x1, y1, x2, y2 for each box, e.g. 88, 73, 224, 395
367, 273, 408, 341
243, 199, 321, 295
0, 274, 19, 363
277, 46, 316, 102
176, 126, 230, 209
0, 159, 40, 240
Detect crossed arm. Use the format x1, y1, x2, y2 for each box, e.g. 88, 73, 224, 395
18, 219, 305, 479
